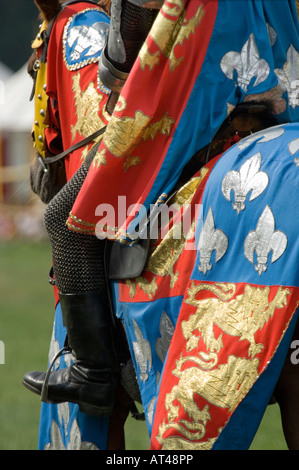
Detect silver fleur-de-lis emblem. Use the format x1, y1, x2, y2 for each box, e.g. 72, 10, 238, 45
155, 311, 174, 364
197, 207, 228, 275
267, 24, 277, 47
220, 33, 270, 92
288, 137, 299, 167
221, 153, 269, 214
244, 205, 287, 275
238, 125, 284, 150
44, 416, 99, 450
275, 45, 299, 109
147, 397, 156, 427
132, 319, 152, 383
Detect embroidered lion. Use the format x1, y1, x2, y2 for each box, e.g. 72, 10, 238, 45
182, 282, 290, 358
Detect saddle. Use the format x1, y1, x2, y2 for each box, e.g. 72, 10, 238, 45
109, 101, 278, 280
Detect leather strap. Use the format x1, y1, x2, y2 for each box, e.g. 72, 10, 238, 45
62, 0, 99, 6
42, 125, 107, 165
31, 0, 108, 167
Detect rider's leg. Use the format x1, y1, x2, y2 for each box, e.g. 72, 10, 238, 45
23, 151, 120, 417
273, 317, 299, 450
23, 0, 160, 418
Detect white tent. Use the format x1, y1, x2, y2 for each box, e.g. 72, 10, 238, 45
0, 61, 13, 83
0, 63, 34, 132
0, 64, 35, 205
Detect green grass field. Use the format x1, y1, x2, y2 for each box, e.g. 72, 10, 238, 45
0, 239, 289, 450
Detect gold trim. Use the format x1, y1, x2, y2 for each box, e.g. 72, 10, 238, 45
66, 221, 95, 234
68, 211, 96, 228
157, 283, 293, 449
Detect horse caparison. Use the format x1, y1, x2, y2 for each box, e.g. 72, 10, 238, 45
26, 0, 299, 451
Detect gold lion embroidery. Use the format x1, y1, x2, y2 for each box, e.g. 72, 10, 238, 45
127, 172, 208, 299
71, 72, 106, 159
126, 224, 190, 300
93, 148, 107, 168
156, 282, 291, 449
104, 110, 174, 158
183, 283, 290, 359
156, 355, 260, 449
140, 1, 205, 72
126, 219, 194, 299
92, 95, 175, 171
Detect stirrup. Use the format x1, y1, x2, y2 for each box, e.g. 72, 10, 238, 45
130, 402, 145, 421
40, 346, 70, 402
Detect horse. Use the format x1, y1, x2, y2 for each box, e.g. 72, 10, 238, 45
27, 0, 135, 450
66, 0, 299, 450
26, 0, 299, 450
111, 119, 299, 450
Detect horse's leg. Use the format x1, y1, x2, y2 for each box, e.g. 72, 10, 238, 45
274, 317, 299, 450
106, 385, 132, 450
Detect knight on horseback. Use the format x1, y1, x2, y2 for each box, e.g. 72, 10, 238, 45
23, 0, 160, 449
23, 0, 299, 450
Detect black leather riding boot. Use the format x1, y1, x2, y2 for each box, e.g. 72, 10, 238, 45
22, 291, 120, 417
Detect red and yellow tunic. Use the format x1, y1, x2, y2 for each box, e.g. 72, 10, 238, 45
32, 1, 111, 181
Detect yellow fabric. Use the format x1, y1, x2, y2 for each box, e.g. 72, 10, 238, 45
31, 22, 49, 157
31, 21, 47, 49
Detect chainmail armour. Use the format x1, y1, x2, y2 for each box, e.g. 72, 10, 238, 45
44, 148, 106, 294
44, 1, 157, 294
109, 0, 158, 73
